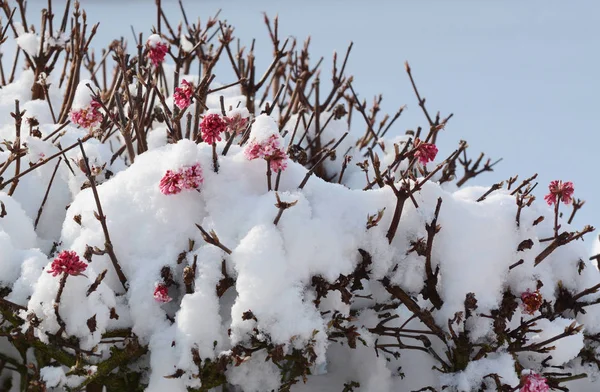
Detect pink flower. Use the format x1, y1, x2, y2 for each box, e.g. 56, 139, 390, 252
225, 113, 249, 134
180, 163, 203, 190
159, 163, 204, 195
244, 134, 289, 172
69, 100, 103, 130
544, 180, 574, 206
153, 283, 172, 303
244, 141, 263, 160
413, 138, 438, 164
47, 250, 88, 277
174, 79, 194, 110
159, 169, 184, 195
269, 148, 288, 172
521, 289, 543, 315
146, 35, 169, 67
520, 372, 549, 392
200, 113, 227, 144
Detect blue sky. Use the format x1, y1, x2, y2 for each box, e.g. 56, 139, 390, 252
36, 1, 600, 243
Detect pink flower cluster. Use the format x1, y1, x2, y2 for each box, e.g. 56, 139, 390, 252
159, 163, 204, 195
153, 283, 172, 303
544, 180, 574, 206
146, 36, 169, 67
225, 113, 249, 134
520, 372, 549, 392
413, 138, 438, 164
244, 134, 288, 172
70, 100, 103, 130
47, 250, 88, 277
200, 113, 228, 144
174, 79, 193, 110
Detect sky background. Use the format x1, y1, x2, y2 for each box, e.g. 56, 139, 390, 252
23, 0, 600, 249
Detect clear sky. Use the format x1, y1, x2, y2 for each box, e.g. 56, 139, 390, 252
30, 1, 600, 244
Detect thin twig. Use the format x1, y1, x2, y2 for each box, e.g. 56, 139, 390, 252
34, 157, 62, 229
78, 140, 128, 291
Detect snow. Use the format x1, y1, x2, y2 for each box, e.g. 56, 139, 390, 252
16, 32, 40, 57
146, 34, 163, 48
441, 353, 520, 391
72, 79, 96, 109
40, 366, 66, 388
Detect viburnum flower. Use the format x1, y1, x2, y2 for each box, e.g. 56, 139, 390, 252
47, 250, 88, 277
200, 113, 228, 144
544, 180, 574, 206
173, 79, 194, 110
70, 100, 103, 130
413, 138, 438, 164
225, 113, 249, 134
159, 163, 204, 195
244, 134, 288, 171
180, 163, 204, 190
153, 283, 172, 303
244, 141, 264, 161
146, 34, 169, 67
269, 147, 288, 172
521, 289, 543, 315
520, 372, 549, 392
159, 169, 184, 195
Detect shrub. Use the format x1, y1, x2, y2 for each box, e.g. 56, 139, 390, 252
0, 1, 598, 391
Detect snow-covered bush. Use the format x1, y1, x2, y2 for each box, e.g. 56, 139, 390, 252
0, 1, 599, 392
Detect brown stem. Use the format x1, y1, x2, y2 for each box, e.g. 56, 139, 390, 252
195, 224, 232, 255
7, 100, 24, 196
266, 159, 272, 191
554, 202, 560, 239
386, 183, 408, 245
476, 181, 504, 202
54, 273, 69, 336
423, 198, 443, 309
34, 157, 62, 229
212, 142, 219, 173
273, 193, 297, 226
298, 132, 348, 189
78, 140, 128, 291
380, 277, 446, 340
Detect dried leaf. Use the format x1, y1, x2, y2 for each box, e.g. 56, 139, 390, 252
86, 269, 107, 297
87, 314, 97, 333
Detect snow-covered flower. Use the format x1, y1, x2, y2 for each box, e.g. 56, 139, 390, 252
520, 372, 549, 392
244, 134, 289, 172
47, 251, 88, 277
244, 140, 264, 161
153, 283, 172, 303
159, 169, 184, 195
521, 289, 543, 315
173, 79, 193, 110
225, 112, 249, 134
146, 34, 169, 66
180, 163, 204, 190
544, 180, 574, 206
70, 100, 103, 130
200, 113, 227, 144
269, 147, 288, 172
159, 163, 204, 195
413, 138, 438, 164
